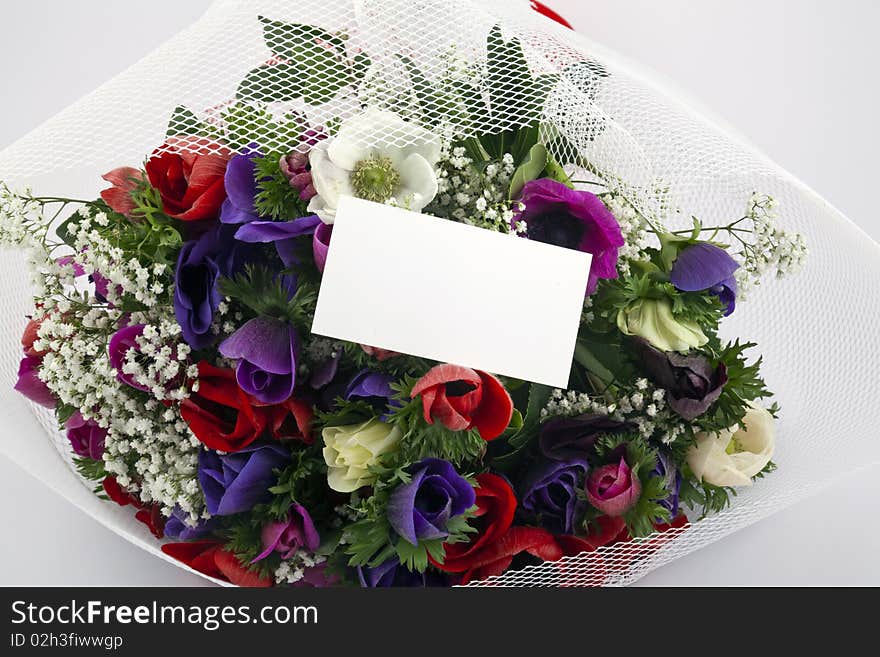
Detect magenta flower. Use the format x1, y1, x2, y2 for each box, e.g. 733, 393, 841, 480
14, 356, 54, 408
218, 316, 299, 404
65, 411, 107, 460
312, 222, 332, 273
585, 457, 642, 516
108, 324, 149, 391
279, 151, 317, 201
513, 179, 624, 294
252, 503, 320, 562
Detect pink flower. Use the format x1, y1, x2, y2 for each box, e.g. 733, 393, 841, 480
252, 503, 320, 562
100, 167, 144, 216
360, 344, 400, 361
279, 152, 317, 201
65, 411, 107, 460
585, 457, 642, 516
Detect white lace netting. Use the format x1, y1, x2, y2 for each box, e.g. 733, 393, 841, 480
0, 0, 877, 587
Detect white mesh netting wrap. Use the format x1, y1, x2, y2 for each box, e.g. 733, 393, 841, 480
0, 0, 877, 587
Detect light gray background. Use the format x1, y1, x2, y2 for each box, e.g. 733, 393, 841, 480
1, 0, 877, 586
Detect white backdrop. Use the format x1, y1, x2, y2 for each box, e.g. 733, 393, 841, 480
0, 0, 878, 586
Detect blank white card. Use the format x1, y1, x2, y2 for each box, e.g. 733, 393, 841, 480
311, 196, 591, 388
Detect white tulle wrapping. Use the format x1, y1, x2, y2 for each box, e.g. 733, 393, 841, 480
0, 0, 877, 587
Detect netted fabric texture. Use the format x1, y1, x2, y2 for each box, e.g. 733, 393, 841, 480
0, 0, 877, 587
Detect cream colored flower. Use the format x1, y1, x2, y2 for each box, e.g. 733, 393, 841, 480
307, 108, 441, 223
687, 402, 776, 487
617, 297, 708, 353
322, 418, 402, 493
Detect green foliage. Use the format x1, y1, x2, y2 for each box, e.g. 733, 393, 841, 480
265, 448, 328, 518
697, 339, 772, 434
166, 105, 210, 138
221, 103, 305, 153
74, 456, 107, 482
237, 17, 351, 106
252, 153, 309, 220
314, 398, 379, 430
219, 263, 317, 329
508, 143, 547, 198
222, 517, 277, 579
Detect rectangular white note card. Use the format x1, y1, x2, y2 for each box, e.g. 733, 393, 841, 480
311, 196, 591, 388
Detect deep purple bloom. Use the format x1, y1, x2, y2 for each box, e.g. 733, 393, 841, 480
357, 560, 447, 587
652, 450, 682, 519
514, 179, 624, 294
631, 336, 728, 421
65, 411, 106, 460
670, 242, 740, 316
107, 324, 149, 391
220, 147, 261, 225
387, 458, 476, 546
539, 414, 633, 461
219, 316, 299, 405
520, 458, 589, 534
14, 356, 54, 407
234, 215, 321, 268
163, 506, 218, 540
197, 443, 288, 516
173, 223, 248, 349
344, 370, 397, 416
313, 222, 332, 273
252, 503, 320, 562
310, 348, 342, 389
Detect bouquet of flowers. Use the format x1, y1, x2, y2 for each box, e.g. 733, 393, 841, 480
3, 0, 869, 588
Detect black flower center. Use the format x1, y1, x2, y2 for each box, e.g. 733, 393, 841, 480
527, 210, 585, 250
445, 380, 478, 397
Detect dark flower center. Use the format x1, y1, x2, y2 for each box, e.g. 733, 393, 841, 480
445, 380, 478, 397
527, 210, 586, 250
416, 485, 451, 518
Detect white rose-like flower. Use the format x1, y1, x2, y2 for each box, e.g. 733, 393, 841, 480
322, 418, 402, 493
307, 108, 441, 223
687, 402, 776, 487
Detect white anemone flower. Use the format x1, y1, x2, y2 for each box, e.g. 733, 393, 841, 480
307, 108, 441, 223
687, 402, 776, 487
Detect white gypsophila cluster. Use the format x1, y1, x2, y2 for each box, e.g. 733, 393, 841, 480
34, 307, 204, 519
601, 192, 650, 275
429, 146, 518, 232
0, 183, 42, 248
122, 319, 199, 402
542, 379, 687, 445
67, 208, 168, 309
274, 552, 327, 585
734, 193, 808, 298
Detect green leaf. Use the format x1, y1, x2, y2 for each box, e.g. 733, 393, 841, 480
259, 16, 346, 59
508, 383, 552, 450
508, 143, 548, 198
542, 152, 572, 187
237, 63, 303, 103
166, 105, 209, 138
573, 339, 616, 387
398, 55, 448, 127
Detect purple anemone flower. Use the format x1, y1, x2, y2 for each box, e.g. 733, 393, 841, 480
313, 222, 332, 273
234, 215, 321, 268
514, 178, 624, 295
14, 356, 54, 407
107, 324, 149, 391
219, 316, 299, 405
520, 458, 589, 534
652, 450, 682, 519
344, 370, 398, 417
670, 242, 740, 316
252, 503, 320, 562
357, 560, 447, 587
163, 506, 218, 540
387, 458, 475, 546
220, 146, 261, 225
197, 443, 288, 516
539, 414, 633, 462
65, 411, 107, 460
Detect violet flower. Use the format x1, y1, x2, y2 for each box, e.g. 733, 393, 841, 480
520, 458, 589, 534
514, 178, 624, 294
630, 336, 728, 421
357, 559, 447, 587
219, 316, 299, 405
233, 215, 321, 268
163, 506, 218, 540
312, 222, 332, 273
539, 414, 633, 461
14, 356, 54, 408
387, 458, 475, 546
197, 443, 289, 516
65, 411, 107, 460
344, 370, 398, 417
107, 324, 149, 391
252, 503, 320, 562
652, 450, 682, 519
220, 147, 261, 225
670, 242, 740, 316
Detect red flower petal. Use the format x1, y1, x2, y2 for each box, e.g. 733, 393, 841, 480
470, 371, 514, 441
213, 549, 274, 587
162, 541, 225, 580
268, 397, 314, 443
102, 476, 143, 509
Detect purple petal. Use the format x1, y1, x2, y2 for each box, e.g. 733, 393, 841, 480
253, 520, 287, 562
14, 356, 54, 407
224, 151, 259, 214
313, 222, 332, 273
387, 468, 428, 545
292, 502, 320, 551
219, 317, 293, 375
670, 242, 740, 292
234, 217, 321, 244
